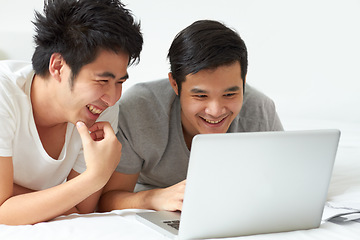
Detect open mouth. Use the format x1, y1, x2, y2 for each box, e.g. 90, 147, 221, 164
201, 116, 227, 124
86, 104, 104, 115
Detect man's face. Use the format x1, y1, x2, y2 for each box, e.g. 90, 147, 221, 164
171, 61, 244, 140
60, 50, 129, 127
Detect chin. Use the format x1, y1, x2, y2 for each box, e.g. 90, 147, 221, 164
200, 128, 227, 135
200, 123, 230, 135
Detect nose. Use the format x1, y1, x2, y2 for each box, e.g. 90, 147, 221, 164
101, 83, 122, 107
204, 100, 226, 117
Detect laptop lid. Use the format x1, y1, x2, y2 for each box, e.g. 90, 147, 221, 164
137, 129, 340, 239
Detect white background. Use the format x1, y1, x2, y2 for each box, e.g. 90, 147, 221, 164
0, 0, 359, 129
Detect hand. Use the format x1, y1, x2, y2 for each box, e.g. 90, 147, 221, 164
76, 121, 121, 187
152, 180, 186, 212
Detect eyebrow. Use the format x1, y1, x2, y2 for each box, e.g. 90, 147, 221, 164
190, 86, 240, 94
190, 88, 207, 94
225, 86, 240, 92
96, 72, 129, 80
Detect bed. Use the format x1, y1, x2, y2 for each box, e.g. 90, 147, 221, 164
1, 0, 359, 238
0, 118, 359, 240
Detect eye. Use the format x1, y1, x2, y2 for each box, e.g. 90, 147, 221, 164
224, 93, 237, 97
193, 94, 207, 99
96, 80, 108, 84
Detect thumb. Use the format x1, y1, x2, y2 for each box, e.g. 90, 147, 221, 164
76, 121, 92, 145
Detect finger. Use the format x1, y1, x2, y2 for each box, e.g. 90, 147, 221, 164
90, 130, 104, 141
89, 122, 116, 142
88, 121, 113, 133
76, 121, 92, 145
101, 122, 116, 136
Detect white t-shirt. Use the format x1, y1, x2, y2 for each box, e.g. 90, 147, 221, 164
0, 60, 119, 191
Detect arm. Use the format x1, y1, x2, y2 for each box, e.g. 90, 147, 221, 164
0, 121, 121, 225
12, 169, 103, 216
63, 169, 103, 215
98, 171, 186, 212
11, 170, 100, 216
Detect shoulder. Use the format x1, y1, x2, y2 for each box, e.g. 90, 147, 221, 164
0, 60, 33, 90
0, 61, 33, 106
118, 78, 176, 137
119, 79, 176, 118
231, 83, 282, 131
0, 60, 32, 78
242, 84, 276, 111
117, 79, 177, 166
121, 79, 175, 106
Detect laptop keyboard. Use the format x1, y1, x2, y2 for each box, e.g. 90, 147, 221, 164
163, 220, 180, 230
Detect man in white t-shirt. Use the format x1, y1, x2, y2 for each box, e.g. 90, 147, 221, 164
0, 0, 142, 225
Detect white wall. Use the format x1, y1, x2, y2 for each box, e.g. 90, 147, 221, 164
1, 0, 359, 130
0, 0, 43, 60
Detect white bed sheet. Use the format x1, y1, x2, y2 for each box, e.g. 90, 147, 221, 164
0, 119, 359, 240
1, 208, 359, 240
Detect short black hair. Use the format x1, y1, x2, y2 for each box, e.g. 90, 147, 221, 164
32, 0, 143, 85
168, 20, 247, 94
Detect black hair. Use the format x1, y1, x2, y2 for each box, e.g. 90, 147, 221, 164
168, 20, 247, 94
32, 0, 143, 85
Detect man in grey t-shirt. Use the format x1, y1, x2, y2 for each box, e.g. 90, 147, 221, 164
99, 20, 283, 212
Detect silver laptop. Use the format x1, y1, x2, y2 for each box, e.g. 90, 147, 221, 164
136, 129, 340, 239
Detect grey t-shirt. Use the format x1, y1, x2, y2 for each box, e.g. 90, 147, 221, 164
116, 79, 283, 190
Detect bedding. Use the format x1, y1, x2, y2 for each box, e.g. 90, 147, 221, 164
0, 119, 359, 239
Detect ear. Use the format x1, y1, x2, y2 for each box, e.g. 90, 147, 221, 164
48, 53, 64, 82
168, 72, 179, 95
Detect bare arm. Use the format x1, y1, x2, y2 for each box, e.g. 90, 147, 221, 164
12, 170, 101, 215
0, 121, 121, 225
98, 171, 186, 212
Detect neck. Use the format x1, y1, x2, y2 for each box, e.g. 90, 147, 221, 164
31, 74, 65, 128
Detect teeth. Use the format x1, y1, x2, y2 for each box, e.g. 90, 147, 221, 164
204, 118, 223, 124
87, 105, 103, 115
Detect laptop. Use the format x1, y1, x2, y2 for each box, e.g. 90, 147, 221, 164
136, 129, 341, 239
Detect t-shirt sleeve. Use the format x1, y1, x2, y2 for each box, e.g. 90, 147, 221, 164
0, 86, 16, 157
238, 84, 284, 132
115, 92, 145, 174
257, 92, 284, 131
115, 80, 174, 175
115, 125, 144, 174
271, 110, 284, 131
261, 95, 284, 131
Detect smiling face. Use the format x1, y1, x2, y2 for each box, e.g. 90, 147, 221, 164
59, 49, 129, 127
169, 61, 245, 145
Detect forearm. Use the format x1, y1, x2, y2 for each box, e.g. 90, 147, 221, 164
99, 189, 160, 212
99, 180, 186, 212
0, 170, 104, 225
